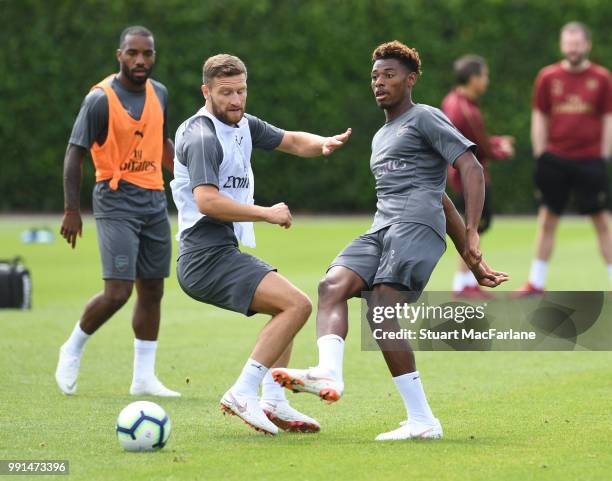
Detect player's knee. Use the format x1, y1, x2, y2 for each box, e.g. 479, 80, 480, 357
289, 293, 312, 325
104, 284, 133, 308
541, 219, 557, 234
540, 211, 559, 233
139, 281, 164, 304
297, 294, 313, 322
318, 276, 344, 302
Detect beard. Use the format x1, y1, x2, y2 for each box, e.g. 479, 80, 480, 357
121, 62, 153, 85
209, 95, 244, 125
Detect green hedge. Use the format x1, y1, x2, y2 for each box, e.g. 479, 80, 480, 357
1, 0, 611, 213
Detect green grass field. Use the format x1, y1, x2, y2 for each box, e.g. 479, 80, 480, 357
1, 215, 610, 481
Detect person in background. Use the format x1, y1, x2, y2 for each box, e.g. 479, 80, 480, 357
56, 26, 179, 397
515, 22, 612, 295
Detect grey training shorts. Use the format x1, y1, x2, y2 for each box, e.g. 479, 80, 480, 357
96, 209, 172, 281
329, 222, 446, 293
177, 245, 276, 317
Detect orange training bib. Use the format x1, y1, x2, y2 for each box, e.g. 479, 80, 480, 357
90, 76, 164, 191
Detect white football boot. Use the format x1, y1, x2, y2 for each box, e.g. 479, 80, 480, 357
55, 345, 81, 395
375, 418, 443, 441
271, 367, 344, 403
220, 389, 278, 435
130, 377, 181, 397
260, 399, 321, 433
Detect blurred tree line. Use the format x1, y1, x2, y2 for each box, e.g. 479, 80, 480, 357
1, 0, 611, 214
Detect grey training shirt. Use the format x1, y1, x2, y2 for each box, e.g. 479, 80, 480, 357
68, 76, 170, 217
368, 104, 476, 240
175, 113, 284, 255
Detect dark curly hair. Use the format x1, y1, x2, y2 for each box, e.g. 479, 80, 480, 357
372, 41, 422, 75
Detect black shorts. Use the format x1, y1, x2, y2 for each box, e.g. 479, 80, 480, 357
535, 152, 610, 215
454, 184, 493, 234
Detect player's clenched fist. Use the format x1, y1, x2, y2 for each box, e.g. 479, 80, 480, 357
265, 202, 292, 228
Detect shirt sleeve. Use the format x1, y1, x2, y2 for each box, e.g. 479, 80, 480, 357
246, 114, 285, 150
181, 118, 224, 191
533, 69, 551, 114
416, 107, 476, 165
68, 89, 108, 148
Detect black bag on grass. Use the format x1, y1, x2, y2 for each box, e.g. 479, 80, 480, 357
0, 257, 32, 309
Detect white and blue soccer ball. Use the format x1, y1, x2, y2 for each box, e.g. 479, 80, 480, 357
116, 401, 171, 451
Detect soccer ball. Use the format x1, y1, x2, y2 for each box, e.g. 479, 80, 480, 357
116, 401, 171, 451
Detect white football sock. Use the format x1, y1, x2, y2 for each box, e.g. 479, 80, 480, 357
316, 334, 344, 380
393, 371, 436, 425
261, 370, 286, 402
62, 321, 91, 356
452, 272, 465, 291
608, 265, 612, 286
233, 358, 268, 397
464, 271, 478, 287
133, 339, 157, 383
528, 259, 548, 289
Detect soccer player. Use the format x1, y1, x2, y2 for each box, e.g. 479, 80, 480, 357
442, 55, 514, 298
272, 41, 508, 441
55, 26, 179, 397
171, 54, 351, 435
515, 22, 612, 295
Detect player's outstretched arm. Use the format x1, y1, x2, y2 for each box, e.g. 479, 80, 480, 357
60, 144, 86, 249
193, 185, 292, 228
442, 193, 509, 288
276, 128, 352, 157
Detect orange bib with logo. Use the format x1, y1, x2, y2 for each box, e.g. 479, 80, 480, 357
90, 76, 164, 191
